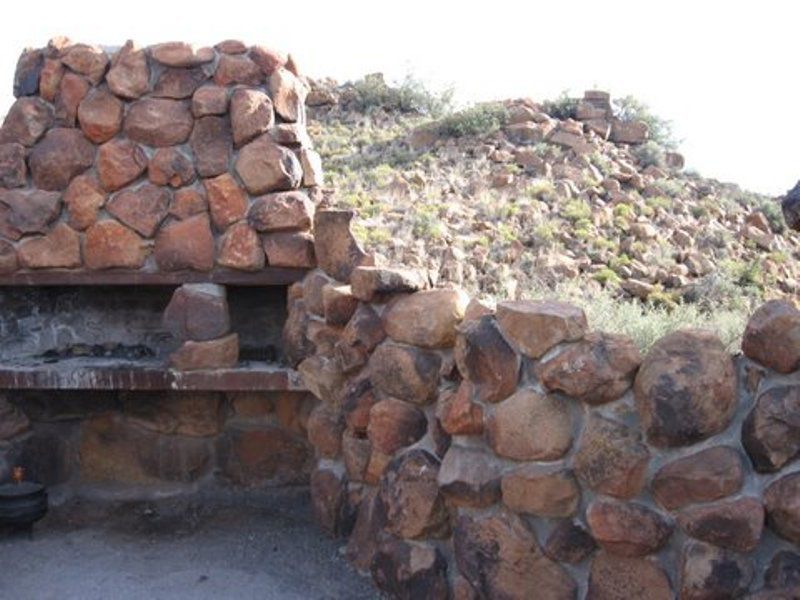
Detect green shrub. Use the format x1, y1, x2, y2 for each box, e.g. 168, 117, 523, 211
561, 199, 592, 222
436, 103, 509, 138
542, 91, 578, 120
349, 73, 453, 117
631, 141, 666, 168
613, 95, 678, 149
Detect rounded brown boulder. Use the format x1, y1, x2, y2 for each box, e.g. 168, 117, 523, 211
587, 552, 672, 600
765, 472, 800, 543
742, 300, 800, 374
28, 127, 95, 190
383, 288, 469, 349
586, 498, 673, 557
633, 329, 736, 447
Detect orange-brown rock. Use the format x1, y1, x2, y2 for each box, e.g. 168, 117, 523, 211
501, 466, 580, 518
383, 288, 469, 348
106, 40, 150, 99
300, 148, 323, 186
454, 511, 576, 600
28, 127, 94, 190
306, 403, 344, 459
436, 381, 484, 435
351, 266, 428, 302
269, 67, 307, 122
587, 552, 673, 600
235, 134, 302, 195
321, 283, 358, 326
437, 444, 501, 508
313, 210, 369, 281
587, 499, 672, 557
107, 184, 170, 237
302, 269, 333, 316
84, 220, 147, 269
544, 520, 597, 564
218, 221, 264, 271
230, 88, 274, 147
169, 333, 239, 370
485, 388, 572, 461
169, 188, 207, 220
341, 431, 371, 482
0, 142, 27, 188
0, 97, 53, 146
367, 398, 427, 455
743, 384, 800, 473
61, 43, 108, 84
149, 42, 214, 67
0, 241, 18, 274
309, 467, 353, 537
346, 489, 386, 570
454, 315, 520, 403
124, 98, 194, 147
379, 449, 449, 540
651, 445, 744, 510
77, 89, 123, 143
250, 45, 287, 75
264, 230, 316, 266
154, 214, 215, 271
147, 147, 195, 188
54, 72, 89, 126
297, 355, 345, 402
38, 58, 63, 102
17, 223, 81, 269
248, 190, 314, 232
742, 300, 800, 374
496, 300, 587, 358
192, 84, 229, 117
190, 116, 232, 178
634, 329, 736, 447
215, 40, 247, 54
214, 54, 262, 86
371, 538, 449, 600
96, 138, 148, 191
537, 332, 641, 404
368, 341, 441, 405
765, 473, 800, 543
203, 173, 248, 230
0, 189, 61, 240
341, 376, 376, 434
153, 67, 207, 99
677, 497, 764, 552
163, 283, 230, 342
679, 541, 754, 600
574, 414, 650, 499
336, 303, 386, 373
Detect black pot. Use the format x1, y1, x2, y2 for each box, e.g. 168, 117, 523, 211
0, 482, 48, 530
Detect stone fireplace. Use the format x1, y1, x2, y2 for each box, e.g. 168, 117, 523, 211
0, 38, 322, 496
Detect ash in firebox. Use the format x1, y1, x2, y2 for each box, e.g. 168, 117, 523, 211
38, 344, 157, 363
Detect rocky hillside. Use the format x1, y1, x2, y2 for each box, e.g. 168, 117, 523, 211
304, 74, 796, 348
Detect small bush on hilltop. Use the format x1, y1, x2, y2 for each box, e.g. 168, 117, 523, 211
436, 103, 509, 138
613, 95, 678, 149
631, 140, 666, 168
542, 91, 578, 120
349, 73, 453, 117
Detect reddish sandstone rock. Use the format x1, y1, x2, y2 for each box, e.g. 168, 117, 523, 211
169, 188, 207, 220
342, 432, 371, 482
270, 123, 311, 146
322, 284, 358, 326
587, 552, 673, 600
310, 467, 353, 537
147, 148, 195, 188
54, 72, 90, 126
192, 84, 229, 117
203, 173, 248, 230
107, 184, 170, 237
368, 341, 441, 405
544, 520, 597, 564
269, 67, 307, 122
652, 445, 744, 510
574, 414, 650, 499
383, 288, 469, 348
379, 449, 450, 539
336, 303, 386, 373
84, 220, 147, 269
218, 222, 264, 271
496, 300, 587, 358
123, 392, 224, 437
235, 134, 302, 195
313, 210, 369, 281
0, 189, 61, 240
351, 266, 428, 302
367, 398, 427, 454
169, 333, 239, 370
154, 214, 215, 271
437, 444, 501, 508
39, 58, 64, 102
765, 473, 800, 543
282, 299, 312, 367
230, 88, 274, 147
12, 48, 42, 97
17, 223, 81, 269
96, 138, 148, 191
742, 300, 800, 373
0, 143, 27, 188
61, 43, 108, 84
248, 191, 314, 231
0, 97, 53, 146
634, 329, 736, 447
264, 231, 315, 268
163, 283, 230, 342
0, 241, 18, 274
77, 89, 123, 143
215, 40, 247, 54
190, 116, 232, 178
436, 381, 484, 436
679, 541, 754, 600
341, 376, 377, 434
677, 497, 764, 552
346, 489, 386, 570
28, 127, 94, 191
454, 315, 519, 403
150, 42, 214, 67
106, 40, 150, 99
124, 98, 194, 147
485, 388, 572, 461
250, 45, 287, 75
300, 148, 323, 187
307, 403, 345, 459
64, 174, 106, 231
302, 269, 334, 316
743, 384, 800, 472
214, 53, 262, 86
501, 466, 580, 518
152, 67, 207, 99
371, 538, 449, 600
587, 498, 672, 557
297, 355, 345, 402
454, 511, 576, 600
537, 332, 641, 404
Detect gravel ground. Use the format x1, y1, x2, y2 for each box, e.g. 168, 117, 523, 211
0, 488, 377, 600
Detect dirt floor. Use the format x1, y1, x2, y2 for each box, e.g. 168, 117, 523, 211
0, 488, 377, 600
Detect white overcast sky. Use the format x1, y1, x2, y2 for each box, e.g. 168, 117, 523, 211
0, 0, 795, 196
